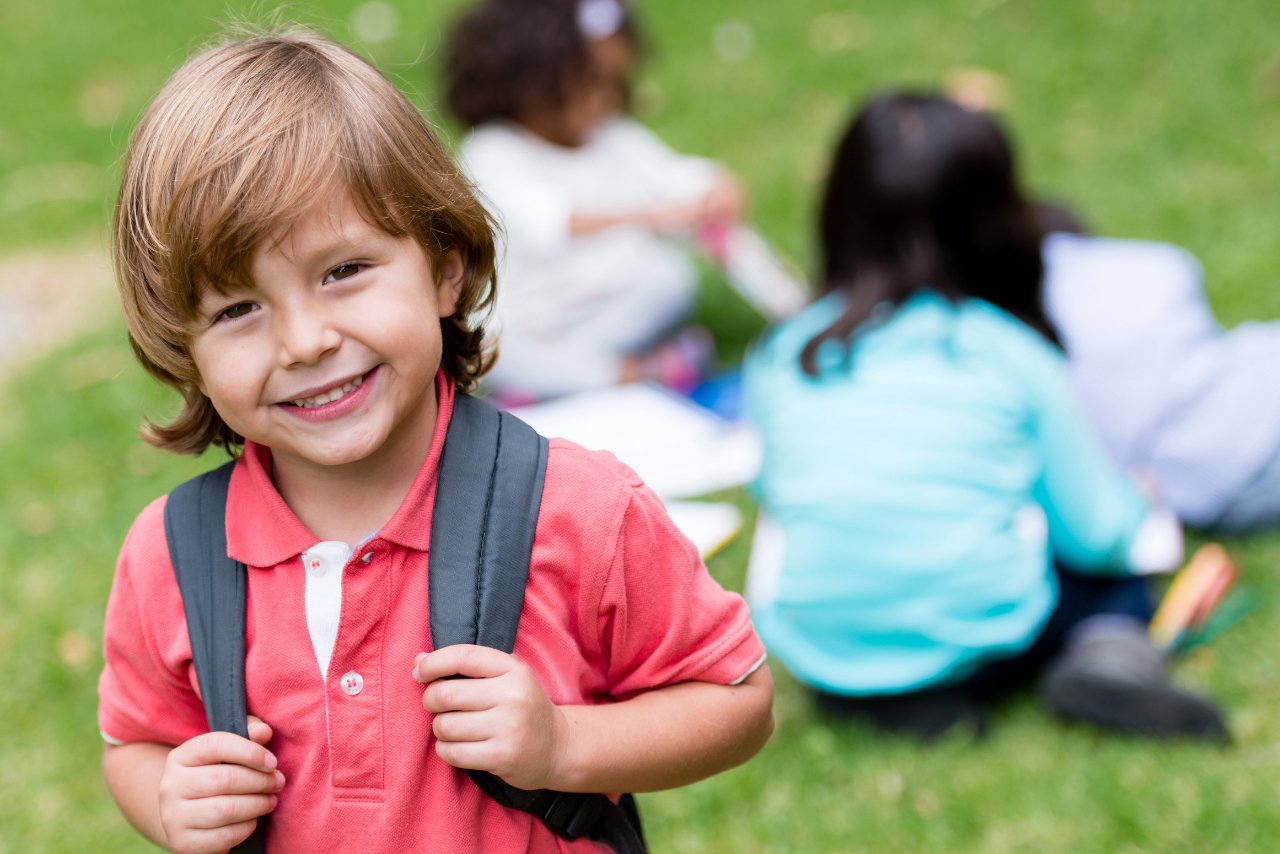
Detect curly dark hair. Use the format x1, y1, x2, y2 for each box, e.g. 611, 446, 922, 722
443, 0, 640, 128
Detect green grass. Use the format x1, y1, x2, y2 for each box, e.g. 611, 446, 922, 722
2, 0, 1279, 850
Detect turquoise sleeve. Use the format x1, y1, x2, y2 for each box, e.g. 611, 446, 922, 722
1023, 342, 1151, 573
741, 339, 774, 503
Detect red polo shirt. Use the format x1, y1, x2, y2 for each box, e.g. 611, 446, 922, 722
98, 376, 765, 852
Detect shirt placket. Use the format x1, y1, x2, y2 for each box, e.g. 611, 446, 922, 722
326, 541, 389, 797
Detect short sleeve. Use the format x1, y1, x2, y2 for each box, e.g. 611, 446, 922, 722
594, 478, 765, 699
98, 497, 209, 746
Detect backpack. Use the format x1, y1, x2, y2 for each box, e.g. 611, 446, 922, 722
164, 392, 645, 853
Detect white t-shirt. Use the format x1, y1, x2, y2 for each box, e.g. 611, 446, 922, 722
461, 118, 721, 396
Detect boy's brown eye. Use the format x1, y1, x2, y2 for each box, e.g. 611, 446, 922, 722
327, 263, 362, 282
215, 302, 257, 323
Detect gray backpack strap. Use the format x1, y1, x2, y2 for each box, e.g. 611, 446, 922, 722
430, 393, 645, 854
164, 459, 266, 854
165, 460, 249, 738
428, 392, 547, 651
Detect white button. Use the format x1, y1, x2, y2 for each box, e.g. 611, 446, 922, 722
306, 556, 325, 576
361, 552, 373, 564
340, 670, 364, 696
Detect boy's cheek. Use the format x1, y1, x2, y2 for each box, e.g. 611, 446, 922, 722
191, 368, 217, 399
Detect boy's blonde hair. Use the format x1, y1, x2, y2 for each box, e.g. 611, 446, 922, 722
115, 28, 498, 455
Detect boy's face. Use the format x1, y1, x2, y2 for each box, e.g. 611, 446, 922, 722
188, 190, 464, 481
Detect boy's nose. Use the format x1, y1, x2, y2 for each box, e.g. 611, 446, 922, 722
276, 302, 342, 366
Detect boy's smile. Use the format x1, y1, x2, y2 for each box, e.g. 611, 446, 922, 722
282, 369, 374, 416
189, 189, 464, 488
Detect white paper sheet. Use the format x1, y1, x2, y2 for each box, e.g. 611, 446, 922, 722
508, 383, 763, 500
508, 383, 761, 557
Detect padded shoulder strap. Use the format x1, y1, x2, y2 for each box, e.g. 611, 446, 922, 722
165, 460, 249, 739
428, 394, 645, 854
164, 460, 266, 854
429, 392, 548, 652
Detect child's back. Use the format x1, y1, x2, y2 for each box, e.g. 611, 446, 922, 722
746, 289, 1149, 693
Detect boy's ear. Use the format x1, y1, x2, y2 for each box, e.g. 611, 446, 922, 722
435, 249, 466, 318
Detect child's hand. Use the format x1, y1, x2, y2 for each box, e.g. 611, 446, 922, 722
641, 178, 743, 234
698, 175, 745, 225
639, 199, 712, 233
414, 646, 570, 791
157, 716, 284, 854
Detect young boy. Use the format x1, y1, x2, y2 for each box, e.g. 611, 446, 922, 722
98, 29, 773, 853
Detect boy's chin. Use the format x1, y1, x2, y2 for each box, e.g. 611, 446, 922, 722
267, 427, 389, 468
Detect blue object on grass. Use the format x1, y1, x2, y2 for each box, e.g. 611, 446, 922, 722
689, 369, 744, 420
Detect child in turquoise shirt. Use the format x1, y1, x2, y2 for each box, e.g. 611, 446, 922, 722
744, 92, 1227, 740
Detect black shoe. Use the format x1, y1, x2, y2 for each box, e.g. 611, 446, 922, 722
1041, 621, 1229, 742
815, 686, 989, 741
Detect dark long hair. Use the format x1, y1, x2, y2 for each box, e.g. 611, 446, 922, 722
801, 92, 1057, 375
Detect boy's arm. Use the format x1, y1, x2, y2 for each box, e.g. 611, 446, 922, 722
102, 719, 284, 854
416, 646, 773, 793
103, 741, 170, 847
551, 663, 774, 792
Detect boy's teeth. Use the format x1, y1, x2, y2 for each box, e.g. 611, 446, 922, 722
290, 377, 362, 408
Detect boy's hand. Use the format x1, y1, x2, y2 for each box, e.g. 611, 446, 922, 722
158, 716, 285, 854
414, 646, 570, 791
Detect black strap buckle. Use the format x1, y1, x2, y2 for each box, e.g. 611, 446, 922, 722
540, 791, 605, 840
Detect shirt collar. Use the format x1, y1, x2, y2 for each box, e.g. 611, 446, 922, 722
225, 371, 456, 567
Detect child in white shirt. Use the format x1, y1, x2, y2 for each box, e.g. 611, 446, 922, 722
443, 0, 745, 401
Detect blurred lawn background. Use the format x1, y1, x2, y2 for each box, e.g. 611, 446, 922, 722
1, 0, 1279, 851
